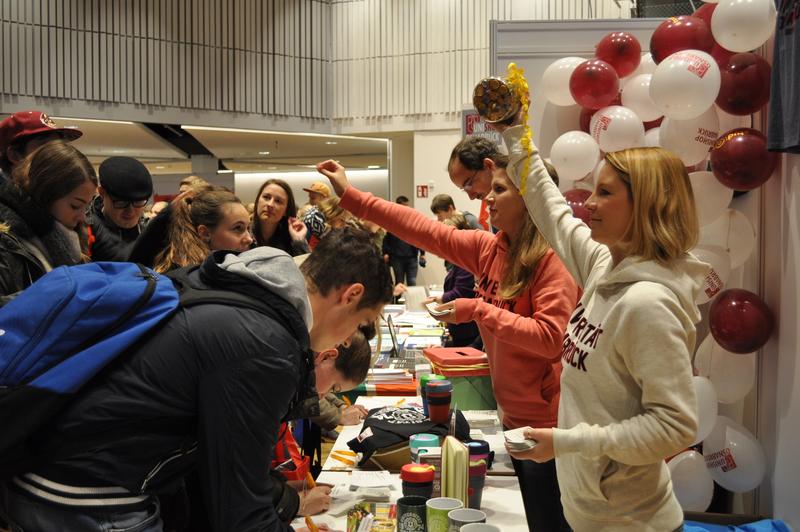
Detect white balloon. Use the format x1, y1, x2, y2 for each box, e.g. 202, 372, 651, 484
542, 57, 586, 106
644, 127, 660, 147
650, 50, 721, 120
589, 106, 645, 152
549, 131, 601, 181
704, 0, 719, 3
689, 171, 734, 227
711, 0, 777, 53
632, 52, 657, 77
668, 450, 714, 511
703, 415, 766, 492
621, 74, 663, 122
694, 338, 756, 403
698, 209, 756, 269
660, 107, 720, 166
691, 244, 732, 304
691, 376, 719, 445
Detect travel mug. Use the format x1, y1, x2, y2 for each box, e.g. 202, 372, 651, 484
426, 380, 453, 424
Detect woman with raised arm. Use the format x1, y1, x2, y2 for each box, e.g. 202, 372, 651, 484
494, 110, 707, 531
317, 158, 578, 532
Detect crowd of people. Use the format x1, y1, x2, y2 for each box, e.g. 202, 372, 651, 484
0, 106, 706, 532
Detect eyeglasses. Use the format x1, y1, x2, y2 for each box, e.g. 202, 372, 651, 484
111, 198, 148, 209
460, 169, 480, 192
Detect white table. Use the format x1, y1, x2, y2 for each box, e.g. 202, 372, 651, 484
297, 396, 528, 531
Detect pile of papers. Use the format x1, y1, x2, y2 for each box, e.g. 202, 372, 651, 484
503, 427, 538, 452
366, 368, 413, 385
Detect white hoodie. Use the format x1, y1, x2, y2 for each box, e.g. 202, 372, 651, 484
503, 126, 707, 531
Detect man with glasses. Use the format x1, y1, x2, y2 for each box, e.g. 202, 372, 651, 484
89, 156, 153, 261
447, 136, 502, 201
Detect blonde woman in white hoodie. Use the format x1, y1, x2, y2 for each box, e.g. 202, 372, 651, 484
495, 112, 707, 532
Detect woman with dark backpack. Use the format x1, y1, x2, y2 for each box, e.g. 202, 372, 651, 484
0, 140, 97, 296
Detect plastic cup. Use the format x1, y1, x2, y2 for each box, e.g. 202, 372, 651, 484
420, 373, 446, 417
426, 380, 452, 424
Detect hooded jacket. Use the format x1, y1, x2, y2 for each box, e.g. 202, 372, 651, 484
15, 247, 315, 532
339, 186, 579, 430
0, 181, 82, 296
503, 126, 707, 532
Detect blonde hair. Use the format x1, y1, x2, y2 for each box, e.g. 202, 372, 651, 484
318, 195, 353, 230
493, 155, 551, 300
442, 213, 469, 231
179, 175, 209, 191
605, 148, 699, 265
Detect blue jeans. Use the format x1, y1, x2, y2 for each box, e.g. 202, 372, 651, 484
1, 484, 162, 532
390, 256, 418, 286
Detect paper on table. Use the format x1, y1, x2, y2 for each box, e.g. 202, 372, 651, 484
349, 470, 393, 488
403, 286, 429, 312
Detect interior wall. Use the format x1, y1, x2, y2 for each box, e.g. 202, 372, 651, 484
759, 153, 800, 528
411, 129, 483, 287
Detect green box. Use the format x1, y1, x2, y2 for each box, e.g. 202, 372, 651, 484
446, 374, 496, 411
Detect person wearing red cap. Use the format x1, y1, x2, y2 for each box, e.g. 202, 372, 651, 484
0, 111, 83, 181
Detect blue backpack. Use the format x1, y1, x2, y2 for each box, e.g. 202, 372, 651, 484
0, 261, 272, 478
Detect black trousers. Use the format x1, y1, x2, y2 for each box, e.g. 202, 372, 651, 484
510, 454, 571, 532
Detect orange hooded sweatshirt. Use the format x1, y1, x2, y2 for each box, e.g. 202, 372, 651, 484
340, 186, 579, 429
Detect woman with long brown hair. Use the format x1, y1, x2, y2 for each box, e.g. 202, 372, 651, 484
0, 140, 97, 295
316, 157, 579, 531
251, 178, 309, 256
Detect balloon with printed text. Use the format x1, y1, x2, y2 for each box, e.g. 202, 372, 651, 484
589, 106, 645, 152
703, 415, 766, 492
650, 50, 721, 120
710, 128, 777, 190
668, 450, 714, 511
709, 288, 774, 354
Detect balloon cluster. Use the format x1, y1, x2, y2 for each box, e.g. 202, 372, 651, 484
534, 0, 780, 509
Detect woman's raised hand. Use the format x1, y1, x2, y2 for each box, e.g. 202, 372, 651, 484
316, 160, 350, 197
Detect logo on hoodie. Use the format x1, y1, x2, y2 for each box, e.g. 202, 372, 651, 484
560, 303, 603, 372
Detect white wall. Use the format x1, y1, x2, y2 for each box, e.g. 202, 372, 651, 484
411, 129, 484, 286
759, 153, 800, 528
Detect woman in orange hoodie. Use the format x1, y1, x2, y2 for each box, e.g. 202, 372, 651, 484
317, 158, 578, 532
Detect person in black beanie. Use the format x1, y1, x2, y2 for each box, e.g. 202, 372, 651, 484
88, 156, 153, 261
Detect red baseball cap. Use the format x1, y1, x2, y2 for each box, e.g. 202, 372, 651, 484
0, 111, 83, 152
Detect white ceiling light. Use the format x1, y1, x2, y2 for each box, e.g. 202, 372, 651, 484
258, 151, 270, 155
217, 169, 233, 174
367, 165, 381, 169
180, 125, 388, 144
325, 141, 338, 145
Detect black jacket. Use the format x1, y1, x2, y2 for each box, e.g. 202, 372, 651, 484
88, 197, 144, 262
31, 253, 316, 531
0, 182, 81, 296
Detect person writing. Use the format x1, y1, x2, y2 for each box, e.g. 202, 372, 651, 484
495, 109, 706, 531
316, 158, 579, 532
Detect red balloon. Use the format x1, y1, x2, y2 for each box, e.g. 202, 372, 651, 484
643, 117, 664, 130
711, 43, 737, 67
569, 60, 620, 110
710, 128, 777, 190
596, 32, 642, 77
650, 16, 714, 64
716, 53, 771, 116
709, 289, 774, 354
692, 3, 716, 27
564, 189, 593, 224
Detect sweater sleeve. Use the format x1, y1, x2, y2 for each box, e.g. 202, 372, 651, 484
552, 287, 698, 465
502, 126, 609, 288
453, 251, 578, 360
340, 187, 493, 276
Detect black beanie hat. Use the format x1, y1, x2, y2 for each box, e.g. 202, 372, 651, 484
99, 156, 153, 200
